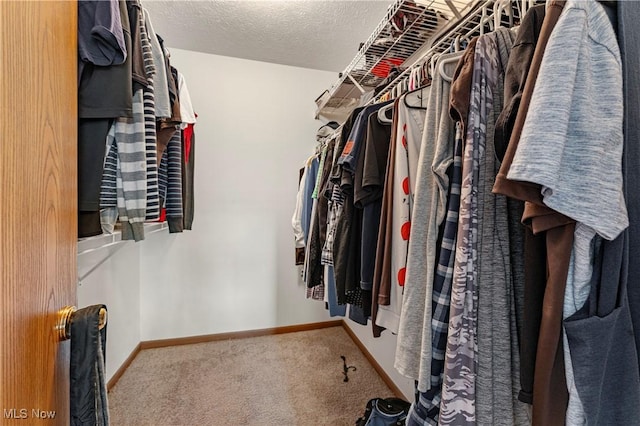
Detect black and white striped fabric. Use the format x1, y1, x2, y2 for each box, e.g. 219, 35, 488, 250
99, 122, 118, 233
158, 131, 183, 232
115, 88, 147, 241
139, 0, 160, 222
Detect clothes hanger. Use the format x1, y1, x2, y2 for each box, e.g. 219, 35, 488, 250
377, 102, 394, 124
494, 0, 510, 29
410, 67, 419, 91
429, 52, 442, 82
408, 68, 414, 91
438, 50, 465, 83
404, 84, 429, 109
480, 4, 494, 34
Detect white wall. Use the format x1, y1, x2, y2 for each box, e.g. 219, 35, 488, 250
77, 243, 141, 382
139, 49, 337, 341
344, 320, 415, 400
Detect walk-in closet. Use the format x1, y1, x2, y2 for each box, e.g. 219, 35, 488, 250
1, 0, 639, 425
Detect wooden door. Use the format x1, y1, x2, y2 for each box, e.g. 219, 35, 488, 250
0, 1, 77, 424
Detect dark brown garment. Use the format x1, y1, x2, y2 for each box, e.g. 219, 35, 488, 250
78, 210, 103, 238
448, 37, 478, 127
493, 0, 566, 202
371, 99, 400, 337
494, 4, 546, 160
127, 0, 146, 87
491, 1, 569, 424
156, 68, 182, 160
532, 222, 573, 426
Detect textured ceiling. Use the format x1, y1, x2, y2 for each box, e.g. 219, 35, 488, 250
143, 0, 394, 72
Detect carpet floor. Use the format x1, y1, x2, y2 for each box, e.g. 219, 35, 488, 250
107, 326, 397, 425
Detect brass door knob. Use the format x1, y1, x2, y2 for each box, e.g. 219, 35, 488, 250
56, 306, 107, 341
56, 306, 76, 341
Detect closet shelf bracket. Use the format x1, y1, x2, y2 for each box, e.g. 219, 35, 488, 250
78, 243, 127, 285
346, 74, 367, 94
77, 222, 168, 285
445, 0, 463, 18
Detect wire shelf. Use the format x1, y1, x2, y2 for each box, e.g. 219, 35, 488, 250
315, 0, 528, 122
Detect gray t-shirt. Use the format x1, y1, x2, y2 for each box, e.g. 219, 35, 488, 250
507, 0, 627, 242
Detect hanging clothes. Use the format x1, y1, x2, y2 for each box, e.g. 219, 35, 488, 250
376, 91, 427, 333
295, 3, 639, 423
492, 2, 572, 423
142, 54, 161, 223
474, 27, 527, 426
438, 34, 485, 424
305, 195, 325, 300
322, 130, 349, 316
158, 131, 184, 233
99, 126, 119, 234
293, 162, 311, 261
506, 1, 636, 424
438, 29, 525, 424
395, 51, 459, 394
78, 0, 126, 68
492, 3, 548, 406
305, 144, 330, 293
177, 72, 197, 230
404, 52, 464, 426
114, 88, 147, 241
318, 139, 347, 316
407, 122, 463, 426
132, 0, 161, 224
354, 107, 394, 308
341, 103, 390, 324
78, 0, 132, 238
143, 8, 170, 119
330, 107, 364, 306
372, 99, 400, 337
621, 0, 640, 385
83, 1, 197, 240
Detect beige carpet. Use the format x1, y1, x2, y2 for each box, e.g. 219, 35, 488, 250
108, 326, 397, 425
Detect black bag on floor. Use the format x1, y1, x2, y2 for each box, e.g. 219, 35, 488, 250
355, 397, 411, 426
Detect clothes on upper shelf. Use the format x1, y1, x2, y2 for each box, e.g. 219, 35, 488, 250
78, 0, 198, 240
293, 1, 640, 424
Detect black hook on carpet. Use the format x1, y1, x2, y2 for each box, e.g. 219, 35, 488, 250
340, 355, 357, 382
